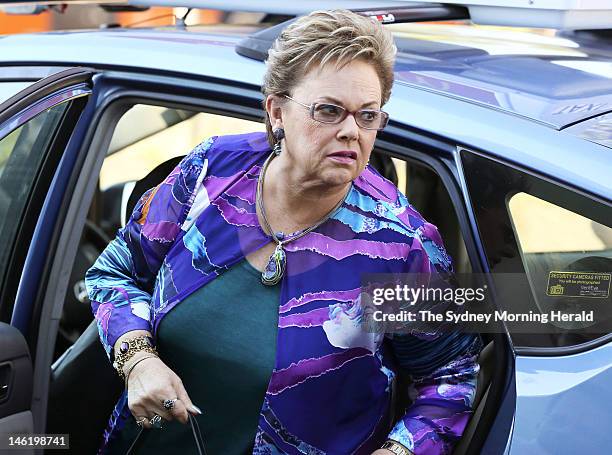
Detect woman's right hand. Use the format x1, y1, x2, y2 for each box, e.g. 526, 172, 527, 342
125, 354, 201, 429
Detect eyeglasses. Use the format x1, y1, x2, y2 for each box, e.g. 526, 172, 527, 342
284, 95, 389, 131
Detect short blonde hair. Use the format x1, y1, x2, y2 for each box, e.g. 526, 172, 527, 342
262, 9, 397, 145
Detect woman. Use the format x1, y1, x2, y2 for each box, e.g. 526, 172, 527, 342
86, 9, 483, 455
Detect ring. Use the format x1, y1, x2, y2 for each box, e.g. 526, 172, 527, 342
162, 398, 178, 410
149, 414, 163, 430
135, 417, 147, 428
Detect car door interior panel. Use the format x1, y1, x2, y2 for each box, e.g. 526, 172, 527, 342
0, 322, 33, 435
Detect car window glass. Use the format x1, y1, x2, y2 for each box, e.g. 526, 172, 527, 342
462, 150, 612, 348
0, 82, 34, 104
508, 192, 612, 331
0, 102, 69, 287
100, 105, 265, 190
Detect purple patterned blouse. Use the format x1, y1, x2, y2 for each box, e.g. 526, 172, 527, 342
86, 132, 482, 454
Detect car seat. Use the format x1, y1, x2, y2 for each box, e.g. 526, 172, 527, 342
452, 339, 494, 454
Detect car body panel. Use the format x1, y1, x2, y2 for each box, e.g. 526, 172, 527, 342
564, 111, 612, 149
0, 29, 267, 88
511, 344, 612, 454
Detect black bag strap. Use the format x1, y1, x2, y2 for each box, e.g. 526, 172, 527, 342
190, 412, 207, 454
126, 414, 207, 455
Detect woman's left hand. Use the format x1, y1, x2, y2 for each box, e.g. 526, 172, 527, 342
371, 450, 394, 454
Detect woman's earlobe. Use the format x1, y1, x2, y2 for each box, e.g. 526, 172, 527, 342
273, 128, 285, 141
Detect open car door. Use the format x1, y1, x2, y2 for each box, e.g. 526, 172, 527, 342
0, 67, 95, 452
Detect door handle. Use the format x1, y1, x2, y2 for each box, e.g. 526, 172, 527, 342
0, 363, 11, 401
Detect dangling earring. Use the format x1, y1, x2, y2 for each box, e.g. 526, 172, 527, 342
272, 127, 285, 156
273, 142, 282, 156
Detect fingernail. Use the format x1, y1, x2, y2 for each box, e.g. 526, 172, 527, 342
190, 405, 202, 415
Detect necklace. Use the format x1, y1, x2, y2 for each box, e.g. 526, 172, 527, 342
256, 152, 349, 286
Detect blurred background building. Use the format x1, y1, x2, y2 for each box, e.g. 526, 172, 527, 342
0, 4, 224, 34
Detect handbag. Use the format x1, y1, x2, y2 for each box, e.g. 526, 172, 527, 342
125, 414, 207, 455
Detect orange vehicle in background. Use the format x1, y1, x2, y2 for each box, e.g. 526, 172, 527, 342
0, 6, 51, 33
0, 4, 220, 34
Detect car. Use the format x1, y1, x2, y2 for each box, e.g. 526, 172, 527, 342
0, 1, 610, 454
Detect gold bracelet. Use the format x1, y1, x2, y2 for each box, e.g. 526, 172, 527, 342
381, 440, 414, 455
112, 335, 157, 381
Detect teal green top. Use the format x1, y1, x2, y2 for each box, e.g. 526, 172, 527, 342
106, 258, 280, 455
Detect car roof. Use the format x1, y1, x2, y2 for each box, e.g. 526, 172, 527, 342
0, 24, 610, 199
0, 27, 265, 84
391, 23, 612, 129
1, 22, 611, 129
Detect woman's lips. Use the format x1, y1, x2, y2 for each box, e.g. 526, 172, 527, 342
328, 150, 357, 164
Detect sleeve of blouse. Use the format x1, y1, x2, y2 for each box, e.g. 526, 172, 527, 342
85, 136, 216, 361
385, 220, 484, 455
387, 331, 483, 455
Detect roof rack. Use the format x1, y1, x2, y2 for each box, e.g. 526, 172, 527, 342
352, 3, 468, 24
126, 1, 456, 15
235, 3, 469, 62
422, 0, 612, 30
5, 1, 610, 29
126, 0, 612, 29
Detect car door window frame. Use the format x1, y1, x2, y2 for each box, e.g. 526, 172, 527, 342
0, 79, 91, 327
375, 135, 485, 273
34, 70, 510, 451
374, 131, 513, 455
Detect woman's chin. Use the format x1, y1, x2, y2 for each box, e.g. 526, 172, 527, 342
321, 170, 356, 189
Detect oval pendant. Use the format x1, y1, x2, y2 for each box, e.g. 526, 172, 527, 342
261, 244, 286, 286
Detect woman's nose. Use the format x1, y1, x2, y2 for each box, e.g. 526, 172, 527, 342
336, 113, 360, 142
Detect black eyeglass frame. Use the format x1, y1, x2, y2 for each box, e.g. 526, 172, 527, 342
283, 95, 389, 131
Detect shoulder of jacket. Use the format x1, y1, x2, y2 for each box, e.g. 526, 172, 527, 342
352, 165, 447, 247
354, 165, 427, 224
178, 132, 269, 178
206, 132, 271, 175
209, 131, 270, 152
